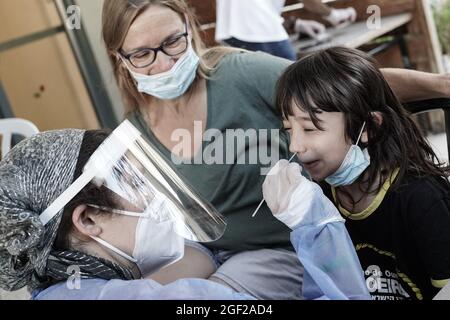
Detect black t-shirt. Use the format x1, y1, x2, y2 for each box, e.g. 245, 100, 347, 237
323, 171, 450, 300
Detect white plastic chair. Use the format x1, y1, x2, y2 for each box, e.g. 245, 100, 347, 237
0, 118, 39, 159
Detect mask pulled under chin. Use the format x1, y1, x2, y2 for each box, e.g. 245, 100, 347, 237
325, 146, 370, 187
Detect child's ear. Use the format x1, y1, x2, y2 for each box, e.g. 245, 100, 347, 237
371, 112, 383, 126
72, 205, 103, 238
361, 112, 383, 144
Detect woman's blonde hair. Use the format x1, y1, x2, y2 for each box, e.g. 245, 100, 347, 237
102, 0, 234, 114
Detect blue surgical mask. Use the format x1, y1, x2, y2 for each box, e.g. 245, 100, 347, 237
125, 44, 200, 100
325, 122, 370, 187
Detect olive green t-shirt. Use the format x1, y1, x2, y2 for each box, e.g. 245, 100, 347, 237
128, 51, 294, 251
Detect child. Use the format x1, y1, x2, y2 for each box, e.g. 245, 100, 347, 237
274, 47, 450, 300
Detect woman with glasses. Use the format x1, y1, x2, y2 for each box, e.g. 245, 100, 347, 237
102, 0, 450, 300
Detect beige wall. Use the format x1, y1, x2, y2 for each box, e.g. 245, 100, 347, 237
0, 0, 100, 131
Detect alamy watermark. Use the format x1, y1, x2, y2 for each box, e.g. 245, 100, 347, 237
367, 5, 382, 30
66, 5, 81, 30
66, 265, 81, 290
170, 121, 283, 175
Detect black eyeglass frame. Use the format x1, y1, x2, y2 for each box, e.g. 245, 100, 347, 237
119, 22, 189, 69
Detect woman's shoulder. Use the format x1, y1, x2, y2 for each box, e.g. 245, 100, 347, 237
220, 49, 291, 64
213, 50, 292, 78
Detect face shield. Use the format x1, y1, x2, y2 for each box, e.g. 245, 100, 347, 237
40, 120, 227, 243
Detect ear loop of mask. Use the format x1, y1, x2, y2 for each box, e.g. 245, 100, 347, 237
85, 201, 142, 264
85, 195, 167, 263
338, 121, 367, 166
355, 122, 366, 146
89, 235, 138, 263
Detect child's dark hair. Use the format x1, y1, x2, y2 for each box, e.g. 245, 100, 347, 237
276, 47, 450, 198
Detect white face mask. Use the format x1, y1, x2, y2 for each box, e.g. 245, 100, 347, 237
89, 199, 184, 278
133, 205, 185, 276
124, 44, 200, 100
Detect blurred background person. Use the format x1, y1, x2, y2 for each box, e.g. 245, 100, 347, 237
215, 0, 357, 60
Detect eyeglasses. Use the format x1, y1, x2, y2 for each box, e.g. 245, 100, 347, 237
120, 23, 189, 69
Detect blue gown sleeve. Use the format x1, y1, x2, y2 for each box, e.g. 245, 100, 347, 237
33, 277, 255, 300
290, 221, 371, 300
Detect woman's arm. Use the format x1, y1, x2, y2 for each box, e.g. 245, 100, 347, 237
381, 68, 450, 102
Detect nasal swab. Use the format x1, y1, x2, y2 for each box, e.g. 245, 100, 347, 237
251, 154, 297, 218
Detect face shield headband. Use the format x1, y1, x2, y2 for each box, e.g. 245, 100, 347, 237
39, 120, 227, 243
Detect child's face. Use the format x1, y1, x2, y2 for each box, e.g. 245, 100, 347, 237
284, 107, 352, 181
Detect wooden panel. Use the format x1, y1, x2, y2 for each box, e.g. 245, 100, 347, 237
324, 0, 416, 20
200, 28, 217, 47
282, 0, 416, 27
406, 0, 444, 73
188, 0, 441, 76
193, 0, 418, 46
0, 33, 99, 130
0, 0, 61, 43
373, 44, 407, 68
0, 1, 99, 131
294, 13, 413, 55
186, 0, 216, 25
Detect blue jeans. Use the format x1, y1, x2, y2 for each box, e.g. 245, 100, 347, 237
224, 37, 297, 61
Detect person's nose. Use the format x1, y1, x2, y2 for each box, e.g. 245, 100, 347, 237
289, 131, 307, 155
150, 52, 176, 75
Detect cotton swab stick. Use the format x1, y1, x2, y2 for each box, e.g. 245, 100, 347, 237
251, 154, 297, 218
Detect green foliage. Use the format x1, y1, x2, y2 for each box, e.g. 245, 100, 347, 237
433, 0, 450, 54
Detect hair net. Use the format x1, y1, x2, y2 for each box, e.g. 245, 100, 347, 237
0, 129, 85, 291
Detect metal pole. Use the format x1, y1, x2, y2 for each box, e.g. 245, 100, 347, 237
55, 0, 118, 129
0, 81, 14, 119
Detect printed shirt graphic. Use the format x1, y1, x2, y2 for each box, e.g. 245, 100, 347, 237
324, 170, 450, 300
357, 245, 415, 300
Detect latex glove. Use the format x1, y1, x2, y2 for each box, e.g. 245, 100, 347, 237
294, 18, 326, 39
262, 159, 344, 229
262, 159, 303, 216
323, 7, 357, 27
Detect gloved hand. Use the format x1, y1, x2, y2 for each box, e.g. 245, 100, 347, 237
262, 159, 344, 229
323, 7, 357, 27
294, 18, 326, 39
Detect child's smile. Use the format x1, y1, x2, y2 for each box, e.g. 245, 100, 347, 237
284, 107, 353, 182
301, 159, 322, 173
